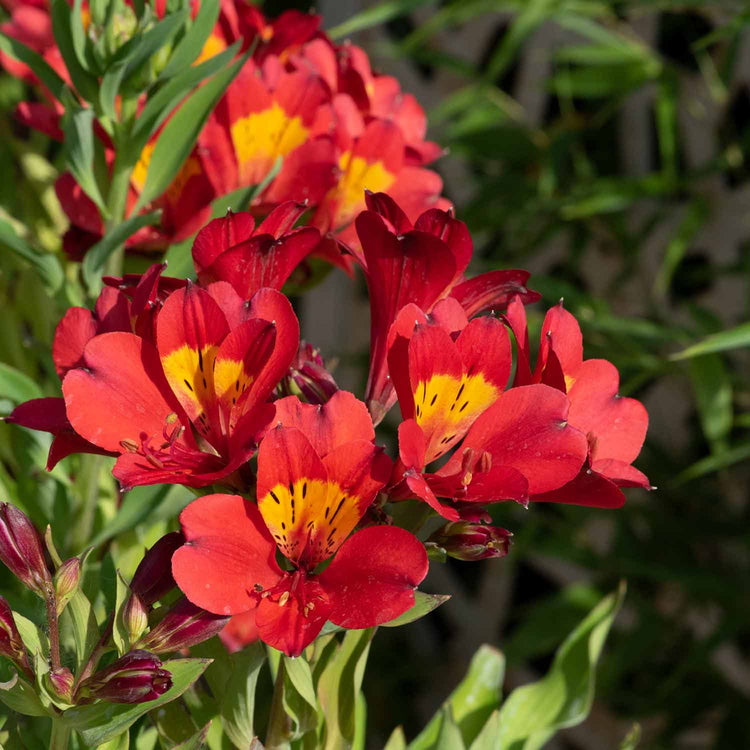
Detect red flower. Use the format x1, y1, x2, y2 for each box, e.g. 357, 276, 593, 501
59, 283, 298, 489
6, 264, 179, 468
388, 305, 588, 519
191, 203, 320, 299
505, 297, 650, 507
173, 391, 428, 657
355, 192, 540, 424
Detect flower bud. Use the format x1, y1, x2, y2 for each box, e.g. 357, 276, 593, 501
48, 667, 75, 702
54, 557, 80, 615
122, 593, 149, 645
78, 650, 172, 704
0, 596, 32, 680
427, 522, 512, 562
279, 342, 338, 405
130, 532, 183, 607
0, 503, 52, 597
136, 597, 229, 654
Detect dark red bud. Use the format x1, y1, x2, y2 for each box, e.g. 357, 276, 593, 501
78, 650, 172, 704
0, 503, 52, 597
48, 667, 75, 702
54, 557, 81, 615
136, 597, 229, 654
427, 522, 512, 562
0, 595, 32, 680
130, 532, 183, 606
280, 341, 339, 405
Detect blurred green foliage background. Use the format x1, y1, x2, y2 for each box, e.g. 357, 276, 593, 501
0, 1, 749, 748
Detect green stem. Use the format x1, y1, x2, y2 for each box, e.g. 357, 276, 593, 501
72, 614, 114, 699
71, 453, 107, 554
49, 719, 71, 750
265, 656, 291, 750
103, 94, 140, 278
45, 588, 61, 671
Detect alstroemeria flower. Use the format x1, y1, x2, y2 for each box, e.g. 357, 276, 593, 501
504, 297, 650, 507
7, 263, 180, 468
355, 192, 540, 424
191, 203, 320, 299
173, 391, 428, 657
388, 303, 589, 519
59, 284, 298, 489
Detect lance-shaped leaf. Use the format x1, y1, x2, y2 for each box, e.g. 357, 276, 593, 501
62, 658, 211, 748
410, 645, 505, 750
62, 103, 108, 216
494, 582, 626, 749
381, 592, 450, 628
0, 31, 68, 101
160, 0, 221, 78
0, 220, 64, 293
133, 50, 250, 213
50, 0, 98, 101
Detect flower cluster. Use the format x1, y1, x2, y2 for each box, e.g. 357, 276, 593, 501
3, 2, 445, 262
8, 188, 650, 657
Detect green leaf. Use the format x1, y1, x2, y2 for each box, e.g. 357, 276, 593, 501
133, 50, 249, 213
133, 42, 241, 146
173, 723, 211, 749
687, 354, 733, 450
672, 441, 750, 485
381, 592, 450, 628
619, 723, 641, 750
385, 727, 408, 750
468, 711, 501, 750
50, 0, 98, 101
100, 10, 190, 120
0, 362, 43, 403
220, 644, 265, 749
282, 655, 318, 740
88, 484, 193, 548
0, 31, 68, 102
62, 103, 108, 216
318, 628, 374, 750
671, 321, 750, 359
160, 0, 221, 78
59, 555, 99, 670
63, 658, 212, 748
327, 0, 436, 39
112, 570, 132, 656
494, 582, 626, 750
410, 645, 505, 750
82, 209, 162, 293
435, 708, 466, 750
0, 671, 50, 717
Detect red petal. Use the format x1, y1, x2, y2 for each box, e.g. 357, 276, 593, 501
398, 419, 425, 470
364, 190, 413, 235
321, 525, 428, 629
414, 208, 472, 281
52, 307, 97, 378
62, 333, 184, 453
405, 471, 460, 520
591, 459, 650, 488
220, 610, 260, 653
450, 270, 539, 318
447, 384, 588, 495
256, 201, 308, 238
192, 211, 256, 278
173, 493, 281, 615
206, 228, 319, 299
273, 390, 375, 457
567, 359, 648, 465
542, 303, 583, 374
532, 468, 625, 508
254, 576, 330, 657
455, 315, 512, 391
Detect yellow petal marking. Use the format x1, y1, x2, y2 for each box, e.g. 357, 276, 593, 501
161, 344, 218, 438
230, 102, 309, 185
328, 151, 394, 228
415, 373, 500, 463
259, 478, 363, 567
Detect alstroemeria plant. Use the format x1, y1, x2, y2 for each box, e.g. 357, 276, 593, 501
0, 3, 649, 748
